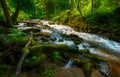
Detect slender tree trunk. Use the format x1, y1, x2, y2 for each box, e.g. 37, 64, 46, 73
71, 0, 74, 12
11, 0, 20, 24
77, 0, 83, 18
69, 0, 74, 19
44, 0, 49, 19
53, 0, 57, 16
0, 0, 12, 27
91, 0, 94, 13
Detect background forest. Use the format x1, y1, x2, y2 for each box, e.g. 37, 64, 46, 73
0, 0, 120, 41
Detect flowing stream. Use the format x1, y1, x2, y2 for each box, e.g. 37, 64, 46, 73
18, 20, 120, 76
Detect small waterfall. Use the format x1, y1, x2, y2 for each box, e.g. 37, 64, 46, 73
64, 60, 73, 69
99, 62, 109, 76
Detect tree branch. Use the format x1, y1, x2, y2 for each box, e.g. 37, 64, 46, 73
16, 32, 33, 77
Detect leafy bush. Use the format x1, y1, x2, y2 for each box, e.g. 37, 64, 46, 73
0, 65, 14, 77
3, 28, 25, 43
52, 51, 61, 61
86, 12, 111, 25
42, 68, 56, 77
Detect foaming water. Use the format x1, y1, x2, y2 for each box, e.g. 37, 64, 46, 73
18, 20, 120, 62
41, 21, 120, 54
64, 60, 73, 69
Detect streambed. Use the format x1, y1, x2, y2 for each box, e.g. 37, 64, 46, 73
18, 19, 120, 77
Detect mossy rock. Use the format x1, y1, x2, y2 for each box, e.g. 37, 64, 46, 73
24, 53, 47, 69
34, 32, 51, 42
80, 49, 90, 54
23, 28, 40, 33
48, 21, 55, 25
63, 34, 83, 45
41, 36, 49, 42
80, 49, 103, 63
82, 61, 93, 77
34, 32, 50, 37
30, 44, 77, 59
72, 57, 83, 67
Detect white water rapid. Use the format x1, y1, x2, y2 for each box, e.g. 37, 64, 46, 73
18, 20, 120, 62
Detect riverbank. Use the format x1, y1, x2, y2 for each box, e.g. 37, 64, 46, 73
53, 10, 120, 42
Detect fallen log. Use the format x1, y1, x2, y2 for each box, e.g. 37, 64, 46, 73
16, 32, 33, 77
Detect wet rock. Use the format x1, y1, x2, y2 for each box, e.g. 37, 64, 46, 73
48, 21, 55, 25
34, 32, 50, 37
32, 20, 43, 26
41, 37, 49, 42
80, 49, 103, 63
66, 34, 83, 45
42, 24, 51, 29
50, 37, 57, 41
72, 57, 83, 67
59, 39, 64, 42
34, 32, 51, 42
23, 28, 40, 33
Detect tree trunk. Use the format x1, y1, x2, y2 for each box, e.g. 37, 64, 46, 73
0, 0, 12, 27
77, 0, 83, 18
53, 0, 57, 16
91, 0, 94, 13
69, 0, 74, 20
16, 32, 33, 77
11, 0, 20, 24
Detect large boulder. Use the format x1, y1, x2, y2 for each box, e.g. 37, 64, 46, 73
30, 44, 77, 59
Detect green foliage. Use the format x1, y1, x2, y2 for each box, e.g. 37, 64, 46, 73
52, 51, 61, 61
25, 56, 38, 63
3, 28, 25, 43
42, 68, 56, 77
20, 0, 34, 14
0, 64, 14, 77
17, 11, 30, 21
86, 12, 109, 25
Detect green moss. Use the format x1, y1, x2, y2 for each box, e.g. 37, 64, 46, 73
82, 61, 93, 77
16, 37, 39, 47
52, 51, 62, 62
24, 53, 46, 69
30, 44, 77, 59
34, 32, 50, 37
42, 68, 56, 77
0, 64, 14, 77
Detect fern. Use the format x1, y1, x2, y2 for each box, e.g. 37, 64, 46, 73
3, 28, 26, 43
